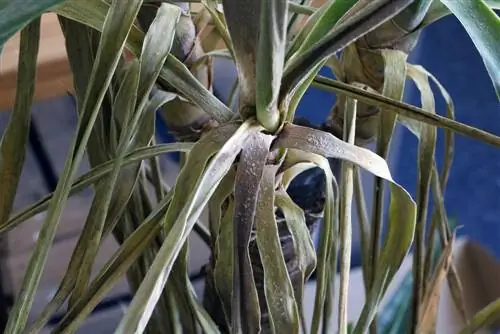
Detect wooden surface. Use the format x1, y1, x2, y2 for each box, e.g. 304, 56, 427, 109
0, 14, 72, 111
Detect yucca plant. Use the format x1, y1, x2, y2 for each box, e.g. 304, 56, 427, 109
1, 0, 500, 333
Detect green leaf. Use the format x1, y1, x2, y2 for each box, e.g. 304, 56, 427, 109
403, 64, 467, 325
55, 0, 233, 124
439, 0, 500, 98
2, 143, 193, 235
137, 3, 181, 109
286, 0, 357, 59
274, 124, 417, 332
459, 298, 500, 334
276, 124, 393, 180
421, 0, 500, 30
281, 0, 414, 98
338, 97, 357, 333
0, 19, 40, 227
231, 130, 274, 333
406, 63, 438, 329
284, 150, 337, 334
209, 166, 236, 255
213, 198, 235, 327
255, 164, 300, 334
368, 50, 407, 312
53, 124, 240, 332
0, 0, 64, 47
201, 0, 235, 57
115, 121, 258, 333
312, 76, 500, 147
5, 1, 144, 331
49, 193, 173, 333
221, 0, 260, 108
275, 189, 317, 324
256, 0, 288, 131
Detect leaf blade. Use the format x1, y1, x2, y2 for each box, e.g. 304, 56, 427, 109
0, 18, 40, 227
255, 164, 300, 334
256, 0, 288, 131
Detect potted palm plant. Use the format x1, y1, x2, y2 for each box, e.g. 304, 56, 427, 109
0, 0, 499, 333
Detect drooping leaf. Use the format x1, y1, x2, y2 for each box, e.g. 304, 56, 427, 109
275, 190, 317, 319
115, 121, 258, 333
406, 63, 438, 329
0, 0, 64, 46
367, 49, 407, 306
0, 19, 40, 227
55, 0, 233, 124
284, 149, 338, 334
2, 143, 193, 234
274, 124, 417, 332
68, 58, 141, 308
54, 123, 242, 333
255, 164, 300, 334
231, 130, 274, 333
5, 1, 144, 331
275, 124, 392, 179
312, 76, 500, 147
416, 234, 455, 334
403, 64, 467, 324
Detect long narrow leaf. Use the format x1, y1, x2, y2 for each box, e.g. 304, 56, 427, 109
55, 0, 233, 124
4, 2, 144, 330
256, 0, 287, 131
115, 121, 258, 333
406, 63, 438, 331
459, 298, 500, 334
255, 164, 300, 333
338, 98, 357, 333
0, 0, 64, 46
280, 0, 413, 98
221, 0, 260, 107
275, 190, 317, 309
312, 76, 500, 147
2, 143, 193, 234
284, 149, 337, 334
54, 124, 240, 332
368, 50, 407, 310
231, 130, 274, 333
50, 193, 173, 333
286, 0, 357, 59
0, 19, 40, 227
416, 234, 455, 333
274, 124, 416, 332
